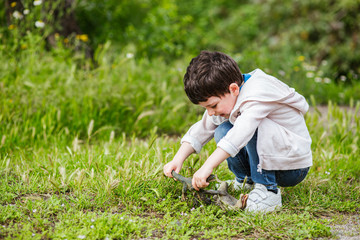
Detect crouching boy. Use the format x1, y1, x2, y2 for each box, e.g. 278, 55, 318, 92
164, 51, 312, 212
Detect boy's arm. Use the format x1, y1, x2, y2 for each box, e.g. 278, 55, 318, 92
163, 142, 195, 178
192, 147, 230, 191
181, 111, 218, 154
165, 111, 218, 178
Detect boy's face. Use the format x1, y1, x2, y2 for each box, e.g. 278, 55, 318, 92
198, 83, 240, 119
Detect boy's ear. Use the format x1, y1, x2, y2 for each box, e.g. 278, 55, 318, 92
229, 83, 240, 96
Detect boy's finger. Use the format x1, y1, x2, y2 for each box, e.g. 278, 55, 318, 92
198, 180, 208, 189
192, 178, 199, 191
164, 169, 173, 178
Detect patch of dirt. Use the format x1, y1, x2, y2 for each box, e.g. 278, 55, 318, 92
319, 214, 360, 240
330, 214, 360, 240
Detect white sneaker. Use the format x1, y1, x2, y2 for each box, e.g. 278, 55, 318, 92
245, 184, 282, 213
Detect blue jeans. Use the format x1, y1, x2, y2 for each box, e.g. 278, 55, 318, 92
214, 121, 309, 192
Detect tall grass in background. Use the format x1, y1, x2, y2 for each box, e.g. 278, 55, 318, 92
1, 0, 360, 154
1, 33, 360, 155
0, 35, 198, 153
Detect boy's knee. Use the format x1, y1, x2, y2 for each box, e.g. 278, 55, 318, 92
214, 121, 233, 143
276, 167, 310, 187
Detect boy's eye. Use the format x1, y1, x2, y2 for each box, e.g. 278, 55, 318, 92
211, 104, 217, 108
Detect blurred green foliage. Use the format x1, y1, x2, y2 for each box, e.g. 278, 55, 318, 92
256, 0, 360, 81
1, 0, 359, 79
1, 0, 360, 151
73, 0, 360, 80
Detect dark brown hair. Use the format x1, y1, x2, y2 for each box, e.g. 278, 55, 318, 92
183, 51, 243, 104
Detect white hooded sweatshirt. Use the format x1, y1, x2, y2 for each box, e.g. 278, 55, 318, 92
181, 69, 312, 171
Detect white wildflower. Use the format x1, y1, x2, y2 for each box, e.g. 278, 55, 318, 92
340, 75, 347, 82
23, 9, 30, 15
278, 70, 285, 76
33, 0, 42, 6
35, 20, 45, 28
315, 77, 322, 82
77, 235, 86, 239
126, 53, 134, 58
315, 77, 322, 83
90, 225, 94, 229
13, 11, 23, 20
32, 209, 37, 213
91, 219, 95, 222
306, 72, 315, 78
324, 78, 331, 84
303, 64, 317, 71
309, 65, 317, 71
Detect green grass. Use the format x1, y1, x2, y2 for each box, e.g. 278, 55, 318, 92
2, 2, 360, 238
1, 103, 359, 239
1, 30, 360, 239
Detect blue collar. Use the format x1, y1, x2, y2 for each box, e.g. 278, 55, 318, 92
240, 73, 251, 90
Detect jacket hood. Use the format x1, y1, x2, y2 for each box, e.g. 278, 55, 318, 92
229, 69, 308, 123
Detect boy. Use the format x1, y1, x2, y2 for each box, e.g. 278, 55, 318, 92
163, 51, 312, 212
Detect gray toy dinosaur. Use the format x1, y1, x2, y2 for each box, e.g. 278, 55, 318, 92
171, 170, 248, 210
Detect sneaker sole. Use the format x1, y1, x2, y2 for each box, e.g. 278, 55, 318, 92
245, 203, 282, 213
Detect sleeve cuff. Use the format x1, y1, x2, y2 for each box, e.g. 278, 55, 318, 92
217, 138, 239, 157
181, 135, 202, 154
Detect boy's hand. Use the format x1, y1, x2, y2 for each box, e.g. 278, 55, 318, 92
163, 142, 195, 178
192, 147, 230, 190
192, 166, 213, 191
163, 160, 182, 178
